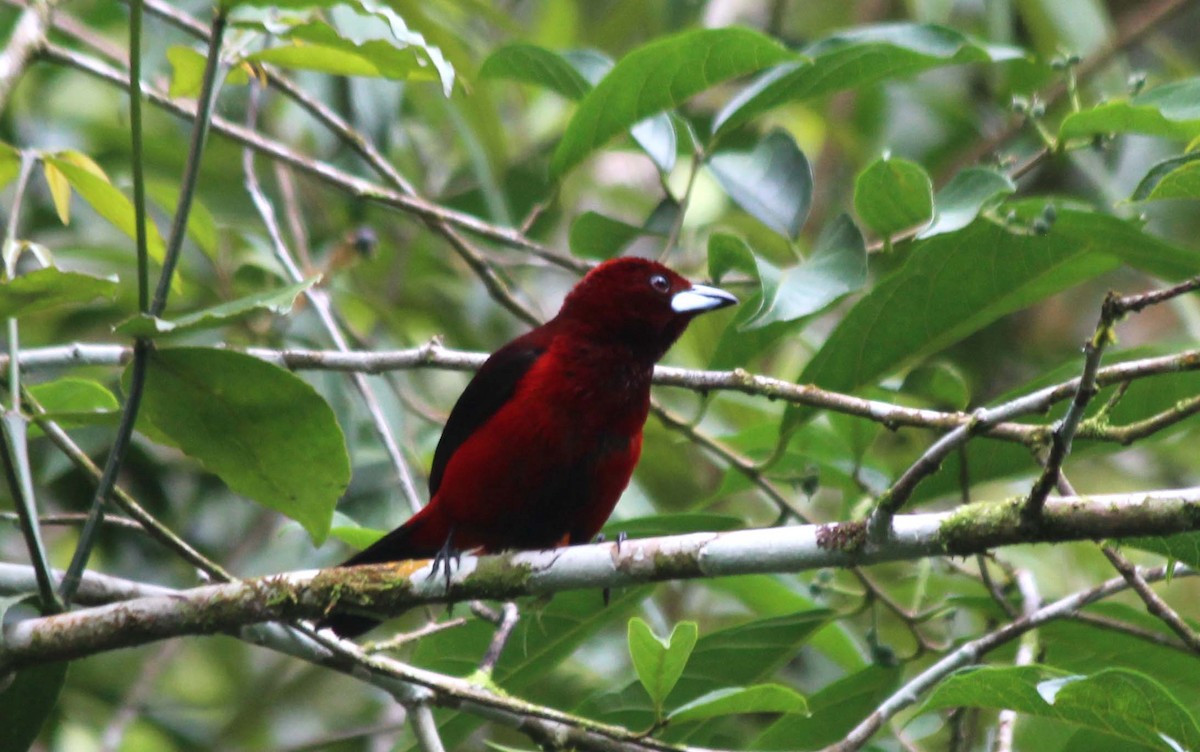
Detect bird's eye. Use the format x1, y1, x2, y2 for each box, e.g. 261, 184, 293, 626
649, 274, 671, 294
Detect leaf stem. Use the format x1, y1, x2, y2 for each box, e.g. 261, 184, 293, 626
59, 5, 228, 602
1, 149, 61, 613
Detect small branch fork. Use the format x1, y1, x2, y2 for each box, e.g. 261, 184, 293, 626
1024, 277, 1200, 525
868, 275, 1200, 542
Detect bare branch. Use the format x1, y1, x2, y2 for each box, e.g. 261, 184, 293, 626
3, 488, 1199, 670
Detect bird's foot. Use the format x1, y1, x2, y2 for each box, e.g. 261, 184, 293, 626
595, 531, 628, 607
428, 529, 461, 594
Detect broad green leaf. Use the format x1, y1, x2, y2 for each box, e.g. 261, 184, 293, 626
1130, 152, 1200, 202
783, 210, 1200, 434
28, 377, 119, 427
918, 167, 1016, 238
42, 159, 71, 224
0, 661, 68, 752
479, 43, 590, 99
328, 511, 386, 549
115, 278, 316, 337
168, 46, 216, 98
667, 684, 807, 723
601, 513, 742, 539
1040, 612, 1200, 713
714, 23, 1024, 135
922, 666, 1200, 752
136, 348, 349, 544
145, 179, 219, 258
901, 361, 970, 410
581, 611, 831, 736
707, 129, 813, 239
753, 664, 902, 749
0, 141, 21, 190
568, 212, 649, 260
1060, 79, 1200, 142
628, 618, 698, 712
853, 154, 933, 236
706, 575, 866, 672
707, 230, 758, 284
42, 155, 167, 262
406, 586, 653, 752
744, 214, 867, 329
0, 267, 117, 319
1124, 532, 1200, 569
241, 5, 454, 93
551, 28, 795, 176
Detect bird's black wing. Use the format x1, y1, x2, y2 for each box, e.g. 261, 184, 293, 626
428, 338, 546, 496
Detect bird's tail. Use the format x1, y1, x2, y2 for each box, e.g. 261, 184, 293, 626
319, 506, 449, 638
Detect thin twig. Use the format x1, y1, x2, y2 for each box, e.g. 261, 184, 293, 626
0, 0, 51, 109
1, 151, 60, 612
938, 0, 1194, 181
58, 7, 228, 603
30, 396, 232, 582
992, 570, 1040, 752
1101, 547, 1200, 653
1069, 612, 1192, 653
242, 84, 424, 516
824, 565, 1195, 752
1025, 276, 1200, 522
651, 400, 809, 522
477, 602, 520, 676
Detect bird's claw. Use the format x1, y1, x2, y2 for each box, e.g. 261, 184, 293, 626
428, 530, 461, 594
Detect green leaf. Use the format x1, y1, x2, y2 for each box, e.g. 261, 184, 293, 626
1060, 78, 1200, 142
241, 5, 454, 93
0, 141, 21, 191
28, 378, 120, 427
714, 23, 1024, 135
744, 214, 867, 329
145, 178, 219, 257
0, 267, 118, 319
1124, 533, 1200, 569
753, 664, 902, 749
42, 154, 167, 263
408, 586, 653, 751
628, 618, 698, 713
479, 43, 591, 99
581, 611, 831, 736
902, 361, 971, 410
1130, 152, 1200, 202
667, 684, 807, 723
167, 45, 208, 98
136, 348, 349, 544
922, 666, 1200, 752
853, 154, 934, 237
600, 513, 743, 539
0, 661, 68, 752
918, 167, 1016, 238
114, 278, 316, 337
551, 28, 796, 176
41, 158, 71, 224
707, 129, 813, 239
568, 212, 650, 260
783, 210, 1200, 434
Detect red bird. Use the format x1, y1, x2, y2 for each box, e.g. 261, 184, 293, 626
324, 257, 736, 636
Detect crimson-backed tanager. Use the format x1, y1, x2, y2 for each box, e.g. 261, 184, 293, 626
323, 257, 736, 636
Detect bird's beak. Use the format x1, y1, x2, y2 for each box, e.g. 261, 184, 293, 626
671, 283, 738, 314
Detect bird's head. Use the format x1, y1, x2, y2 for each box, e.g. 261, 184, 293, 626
556, 257, 738, 362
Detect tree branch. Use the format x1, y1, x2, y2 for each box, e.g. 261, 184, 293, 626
824, 563, 1195, 752
3, 488, 1198, 670
7, 343, 1198, 446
